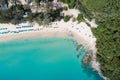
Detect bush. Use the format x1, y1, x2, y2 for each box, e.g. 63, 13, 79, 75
60, 0, 76, 9
72, 17, 76, 22
63, 6, 68, 10
69, 2, 75, 9
60, 0, 70, 3
64, 16, 70, 22
77, 14, 83, 22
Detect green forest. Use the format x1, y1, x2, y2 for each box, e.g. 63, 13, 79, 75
0, 0, 63, 25
77, 0, 120, 80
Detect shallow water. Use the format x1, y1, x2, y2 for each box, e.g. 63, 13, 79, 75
0, 37, 103, 80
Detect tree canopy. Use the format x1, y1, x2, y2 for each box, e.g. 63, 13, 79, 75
78, 0, 120, 79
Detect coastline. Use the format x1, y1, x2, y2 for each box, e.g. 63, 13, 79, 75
0, 20, 106, 79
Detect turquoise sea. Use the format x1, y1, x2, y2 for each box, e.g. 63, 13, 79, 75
0, 37, 104, 80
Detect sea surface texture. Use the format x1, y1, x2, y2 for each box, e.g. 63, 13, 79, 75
0, 37, 103, 80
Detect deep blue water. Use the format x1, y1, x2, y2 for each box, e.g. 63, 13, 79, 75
0, 37, 103, 80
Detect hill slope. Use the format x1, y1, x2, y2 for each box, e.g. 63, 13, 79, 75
78, 0, 120, 80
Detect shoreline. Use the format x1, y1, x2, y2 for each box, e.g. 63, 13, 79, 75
0, 20, 106, 79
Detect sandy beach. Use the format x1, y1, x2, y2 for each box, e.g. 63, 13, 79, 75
0, 19, 104, 78
0, 20, 96, 50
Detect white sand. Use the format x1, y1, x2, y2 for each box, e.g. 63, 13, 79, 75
84, 18, 98, 28
0, 20, 96, 52
0, 19, 99, 68
0, 19, 107, 79
62, 9, 80, 18
0, 20, 97, 51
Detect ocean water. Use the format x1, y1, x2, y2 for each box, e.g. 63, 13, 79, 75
0, 37, 103, 80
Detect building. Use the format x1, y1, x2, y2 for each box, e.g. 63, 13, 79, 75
0, 2, 8, 9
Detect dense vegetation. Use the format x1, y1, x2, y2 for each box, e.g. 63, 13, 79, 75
60, 0, 76, 9
0, 1, 63, 25
0, 5, 27, 24
78, 0, 120, 80
77, 14, 83, 22
25, 8, 63, 25
63, 15, 70, 22
0, 0, 8, 3
60, 0, 93, 19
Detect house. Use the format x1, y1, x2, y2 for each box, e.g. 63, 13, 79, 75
0, 3, 8, 9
